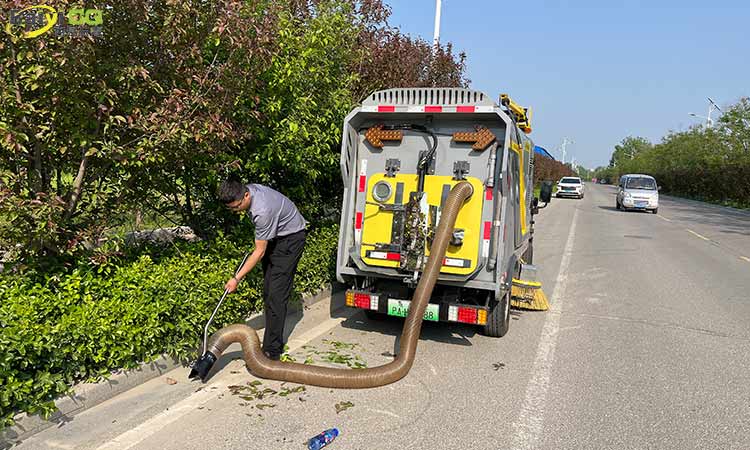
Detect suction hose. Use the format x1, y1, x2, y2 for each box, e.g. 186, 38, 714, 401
192, 182, 473, 388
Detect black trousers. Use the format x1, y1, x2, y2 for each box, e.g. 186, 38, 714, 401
260, 229, 306, 357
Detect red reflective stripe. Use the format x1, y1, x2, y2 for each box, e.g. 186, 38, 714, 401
483, 221, 492, 240
442, 258, 447, 265
378, 105, 395, 112
355, 212, 363, 229
425, 105, 442, 113
485, 187, 493, 201
358, 175, 366, 192
457, 106, 475, 113
386, 253, 401, 261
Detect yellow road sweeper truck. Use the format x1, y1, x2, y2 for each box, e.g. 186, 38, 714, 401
335, 88, 550, 337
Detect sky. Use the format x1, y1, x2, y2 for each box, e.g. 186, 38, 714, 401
385, 0, 750, 168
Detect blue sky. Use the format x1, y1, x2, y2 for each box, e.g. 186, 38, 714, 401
385, 1, 750, 168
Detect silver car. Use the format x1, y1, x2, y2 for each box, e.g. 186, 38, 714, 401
616, 174, 659, 214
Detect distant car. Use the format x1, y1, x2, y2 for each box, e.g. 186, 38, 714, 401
616, 174, 659, 214
555, 177, 584, 199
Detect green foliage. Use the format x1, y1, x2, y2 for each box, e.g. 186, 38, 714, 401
0, 224, 339, 429
604, 98, 750, 207
609, 136, 653, 168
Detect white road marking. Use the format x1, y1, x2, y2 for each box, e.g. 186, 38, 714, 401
686, 229, 710, 241
510, 207, 579, 450
740, 256, 750, 263
657, 215, 671, 222
96, 309, 355, 450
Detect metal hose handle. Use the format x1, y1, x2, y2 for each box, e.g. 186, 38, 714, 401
201, 252, 251, 355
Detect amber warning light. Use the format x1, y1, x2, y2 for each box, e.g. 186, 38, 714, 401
452, 126, 496, 150
365, 125, 403, 148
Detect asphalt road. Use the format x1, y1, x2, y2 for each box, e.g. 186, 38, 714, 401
13, 184, 750, 450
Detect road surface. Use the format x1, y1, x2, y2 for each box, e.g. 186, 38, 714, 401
13, 184, 750, 450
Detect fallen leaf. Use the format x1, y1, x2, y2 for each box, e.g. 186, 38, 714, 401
335, 401, 354, 414
165, 377, 177, 385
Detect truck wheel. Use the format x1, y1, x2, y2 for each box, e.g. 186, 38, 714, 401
652, 208, 658, 214
483, 289, 511, 337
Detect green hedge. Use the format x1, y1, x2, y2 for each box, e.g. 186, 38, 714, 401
0, 224, 339, 428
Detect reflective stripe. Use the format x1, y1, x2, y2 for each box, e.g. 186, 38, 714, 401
355, 212, 363, 230
364, 105, 494, 113
358, 159, 368, 193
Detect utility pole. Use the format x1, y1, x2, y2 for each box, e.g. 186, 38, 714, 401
433, 0, 442, 48
559, 137, 573, 165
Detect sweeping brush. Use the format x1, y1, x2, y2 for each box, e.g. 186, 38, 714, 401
510, 278, 550, 311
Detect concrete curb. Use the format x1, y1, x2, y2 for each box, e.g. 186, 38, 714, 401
1, 283, 343, 446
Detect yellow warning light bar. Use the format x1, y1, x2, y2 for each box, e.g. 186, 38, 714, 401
500, 94, 532, 134
365, 124, 403, 148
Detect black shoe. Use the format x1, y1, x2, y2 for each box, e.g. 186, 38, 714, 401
264, 351, 281, 361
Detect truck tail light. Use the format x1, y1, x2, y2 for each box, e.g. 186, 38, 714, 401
345, 290, 379, 310
447, 305, 487, 325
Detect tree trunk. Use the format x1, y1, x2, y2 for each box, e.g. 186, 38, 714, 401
63, 151, 89, 221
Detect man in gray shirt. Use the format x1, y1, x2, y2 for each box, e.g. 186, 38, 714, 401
218, 179, 308, 360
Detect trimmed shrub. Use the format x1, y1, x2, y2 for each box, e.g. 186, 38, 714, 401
0, 224, 338, 428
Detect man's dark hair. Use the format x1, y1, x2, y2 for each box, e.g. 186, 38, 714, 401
218, 178, 247, 204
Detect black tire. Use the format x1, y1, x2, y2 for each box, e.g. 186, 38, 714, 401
652, 208, 658, 214
482, 288, 511, 337
364, 309, 387, 321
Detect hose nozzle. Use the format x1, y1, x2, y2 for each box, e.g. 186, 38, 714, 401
188, 351, 217, 382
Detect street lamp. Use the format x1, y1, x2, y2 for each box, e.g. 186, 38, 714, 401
689, 97, 722, 127
433, 0, 442, 48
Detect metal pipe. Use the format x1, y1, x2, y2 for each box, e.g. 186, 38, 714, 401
201, 252, 250, 354
189, 182, 474, 387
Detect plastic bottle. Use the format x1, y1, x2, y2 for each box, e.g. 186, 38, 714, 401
307, 428, 339, 450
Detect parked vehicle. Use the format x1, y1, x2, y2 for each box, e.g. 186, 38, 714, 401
335, 87, 547, 337
616, 174, 659, 214
555, 176, 584, 199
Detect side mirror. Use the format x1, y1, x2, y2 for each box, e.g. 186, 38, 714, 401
540, 181, 553, 203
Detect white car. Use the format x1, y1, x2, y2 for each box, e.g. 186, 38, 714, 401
555, 177, 584, 199
616, 174, 659, 214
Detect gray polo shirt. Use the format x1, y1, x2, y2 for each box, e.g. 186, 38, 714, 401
246, 184, 308, 241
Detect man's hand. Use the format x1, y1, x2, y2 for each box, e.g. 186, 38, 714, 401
225, 277, 239, 293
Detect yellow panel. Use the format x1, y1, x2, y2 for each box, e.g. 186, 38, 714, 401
360, 174, 485, 275
511, 142, 528, 236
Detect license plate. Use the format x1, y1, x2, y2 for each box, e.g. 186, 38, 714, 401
387, 299, 439, 322
635, 201, 648, 207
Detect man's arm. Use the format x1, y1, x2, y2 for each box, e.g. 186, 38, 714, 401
225, 239, 268, 293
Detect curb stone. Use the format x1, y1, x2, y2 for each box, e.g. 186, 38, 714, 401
1, 283, 342, 447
